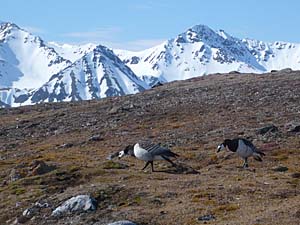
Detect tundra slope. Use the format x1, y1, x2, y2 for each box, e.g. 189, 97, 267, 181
0, 70, 299, 224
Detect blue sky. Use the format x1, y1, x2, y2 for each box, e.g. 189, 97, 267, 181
2, 0, 300, 50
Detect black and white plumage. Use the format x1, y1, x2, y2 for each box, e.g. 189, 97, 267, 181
217, 138, 265, 168
118, 141, 179, 172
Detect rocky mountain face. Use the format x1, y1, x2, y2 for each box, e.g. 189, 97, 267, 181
115, 25, 300, 81
1, 22, 300, 108
0, 22, 71, 89
28, 45, 148, 104
0, 22, 147, 107
0, 22, 71, 107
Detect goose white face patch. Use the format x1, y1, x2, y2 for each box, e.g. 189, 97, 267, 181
118, 150, 125, 158
217, 144, 225, 152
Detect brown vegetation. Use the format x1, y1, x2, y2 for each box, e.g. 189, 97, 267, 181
0, 70, 300, 224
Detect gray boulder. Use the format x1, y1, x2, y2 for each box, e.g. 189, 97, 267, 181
256, 124, 278, 135
52, 195, 97, 217
107, 221, 137, 225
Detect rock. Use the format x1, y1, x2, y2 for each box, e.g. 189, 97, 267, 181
88, 134, 103, 142
256, 124, 279, 135
285, 122, 300, 133
22, 207, 39, 218
291, 172, 300, 179
228, 71, 240, 74
151, 82, 164, 88
106, 151, 119, 160
21, 201, 50, 221
295, 210, 300, 219
59, 143, 74, 148
198, 214, 216, 221
107, 221, 137, 225
15, 215, 30, 224
108, 106, 119, 114
52, 195, 97, 217
29, 160, 56, 176
9, 168, 23, 182
272, 166, 288, 172
290, 125, 300, 133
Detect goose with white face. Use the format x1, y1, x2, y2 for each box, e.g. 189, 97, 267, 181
118, 150, 125, 158
217, 138, 265, 168
114, 141, 179, 172
217, 143, 225, 152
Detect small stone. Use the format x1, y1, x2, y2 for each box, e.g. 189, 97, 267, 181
291, 172, 300, 178
21, 200, 51, 220
198, 214, 216, 221
151, 82, 164, 88
16, 215, 30, 224
285, 122, 300, 133
108, 106, 119, 114
291, 125, 300, 133
9, 168, 23, 182
22, 207, 38, 218
29, 160, 56, 176
256, 124, 278, 135
107, 221, 137, 225
88, 135, 103, 142
60, 143, 73, 148
106, 152, 119, 160
272, 166, 288, 172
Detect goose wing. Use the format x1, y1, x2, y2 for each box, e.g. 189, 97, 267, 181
242, 139, 265, 156
139, 142, 178, 157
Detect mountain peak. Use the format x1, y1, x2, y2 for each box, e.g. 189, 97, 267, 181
216, 29, 233, 40
2, 21, 300, 108
94, 44, 111, 52
174, 24, 220, 44
0, 21, 21, 32
189, 24, 214, 33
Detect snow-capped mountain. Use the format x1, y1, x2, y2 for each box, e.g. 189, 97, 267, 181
0, 22, 147, 107
115, 25, 300, 82
48, 42, 97, 63
0, 22, 71, 89
242, 38, 300, 71
1, 21, 300, 108
7, 45, 148, 106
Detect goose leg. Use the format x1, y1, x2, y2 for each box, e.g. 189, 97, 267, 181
243, 158, 248, 168
142, 161, 150, 170
150, 161, 154, 172
162, 156, 176, 167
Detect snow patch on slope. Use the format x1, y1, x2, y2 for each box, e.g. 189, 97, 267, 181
115, 24, 300, 82
0, 22, 70, 89
48, 42, 97, 62
24, 45, 149, 105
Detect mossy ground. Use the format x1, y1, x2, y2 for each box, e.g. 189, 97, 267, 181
0, 71, 300, 224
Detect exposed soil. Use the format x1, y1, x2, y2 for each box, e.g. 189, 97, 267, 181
0, 70, 300, 225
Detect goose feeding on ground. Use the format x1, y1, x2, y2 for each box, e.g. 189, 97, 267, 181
217, 138, 265, 168
118, 141, 179, 172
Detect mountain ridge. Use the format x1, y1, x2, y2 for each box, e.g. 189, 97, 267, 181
0, 22, 148, 107
115, 24, 300, 82
1, 21, 300, 108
